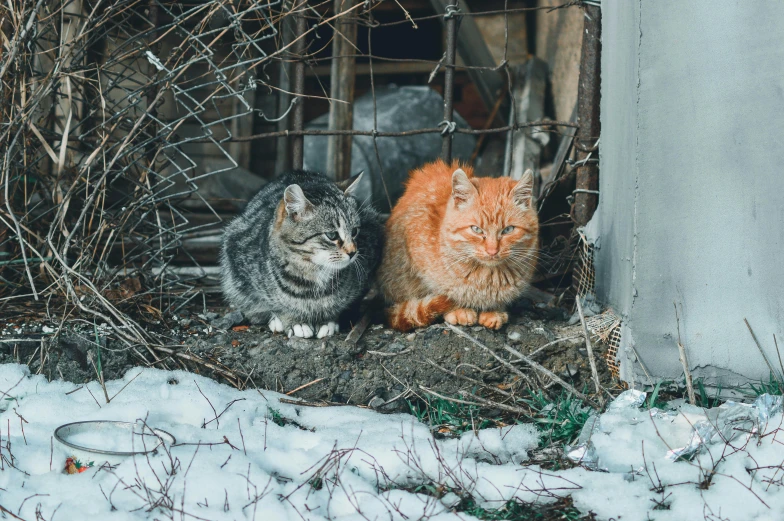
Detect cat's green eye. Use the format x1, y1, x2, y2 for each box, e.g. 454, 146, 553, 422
324, 231, 340, 241
470, 225, 483, 234
352, 227, 360, 238
501, 225, 515, 235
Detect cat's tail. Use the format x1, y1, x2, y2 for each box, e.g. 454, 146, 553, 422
387, 296, 453, 332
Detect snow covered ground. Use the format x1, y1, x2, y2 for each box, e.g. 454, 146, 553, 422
0, 363, 783, 520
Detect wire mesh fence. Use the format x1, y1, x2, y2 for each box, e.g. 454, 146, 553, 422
0, 0, 588, 344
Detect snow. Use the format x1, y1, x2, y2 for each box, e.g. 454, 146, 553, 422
0, 364, 783, 520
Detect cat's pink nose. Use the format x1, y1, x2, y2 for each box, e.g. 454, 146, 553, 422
485, 242, 499, 256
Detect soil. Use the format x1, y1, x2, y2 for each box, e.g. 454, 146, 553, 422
0, 299, 614, 414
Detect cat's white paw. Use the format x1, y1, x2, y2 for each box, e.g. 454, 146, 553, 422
268, 315, 284, 333
316, 321, 340, 339
288, 323, 314, 338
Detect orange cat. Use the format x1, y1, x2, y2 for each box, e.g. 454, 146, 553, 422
379, 159, 539, 331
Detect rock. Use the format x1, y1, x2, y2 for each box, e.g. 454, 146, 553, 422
561, 363, 579, 379
339, 370, 352, 381
204, 312, 219, 320
405, 333, 416, 342
211, 310, 244, 330
368, 396, 385, 409
180, 319, 192, 328
507, 329, 523, 342
211, 334, 229, 345
387, 342, 406, 352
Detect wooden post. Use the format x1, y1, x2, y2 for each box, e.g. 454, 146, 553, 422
429, 0, 507, 122
275, 11, 294, 174
326, 0, 357, 181
441, 1, 458, 162
503, 58, 548, 181
291, 2, 307, 170
572, 3, 601, 226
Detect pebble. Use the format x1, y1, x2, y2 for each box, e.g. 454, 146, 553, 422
211, 310, 244, 330
507, 330, 523, 342
368, 396, 385, 409
405, 333, 416, 342
212, 334, 229, 345
387, 342, 406, 352
561, 363, 579, 379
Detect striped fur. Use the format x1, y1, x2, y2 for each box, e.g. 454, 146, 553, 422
220, 170, 381, 337
387, 295, 454, 332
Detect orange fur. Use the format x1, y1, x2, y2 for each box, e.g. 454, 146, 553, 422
379, 159, 539, 331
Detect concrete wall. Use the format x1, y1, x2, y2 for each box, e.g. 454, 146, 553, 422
594, 0, 784, 386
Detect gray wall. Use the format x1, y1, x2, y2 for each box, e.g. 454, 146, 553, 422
594, 0, 784, 386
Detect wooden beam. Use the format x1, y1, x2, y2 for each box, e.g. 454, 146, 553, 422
428, 0, 507, 122
326, 0, 358, 181
291, 2, 308, 170
275, 12, 294, 174
305, 61, 435, 78
503, 58, 548, 181
572, 3, 601, 226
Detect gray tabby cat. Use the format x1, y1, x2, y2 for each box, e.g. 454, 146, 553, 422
220, 170, 381, 338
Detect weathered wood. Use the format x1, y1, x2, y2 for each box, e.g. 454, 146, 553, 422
428, 0, 507, 122
538, 103, 577, 201
441, 1, 458, 162
572, 3, 601, 226
503, 58, 548, 181
326, 0, 358, 181
275, 13, 294, 174
291, 3, 308, 170
306, 61, 434, 78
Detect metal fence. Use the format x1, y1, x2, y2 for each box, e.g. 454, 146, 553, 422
0, 0, 595, 345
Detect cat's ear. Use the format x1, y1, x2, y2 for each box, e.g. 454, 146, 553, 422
283, 184, 314, 221
512, 169, 534, 209
336, 171, 364, 196
451, 168, 477, 208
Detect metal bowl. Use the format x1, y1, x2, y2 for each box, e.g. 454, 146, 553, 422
54, 421, 176, 460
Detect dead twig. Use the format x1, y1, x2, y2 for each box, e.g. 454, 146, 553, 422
444, 323, 536, 389
418, 385, 529, 415
501, 342, 598, 408
285, 377, 326, 396
674, 303, 696, 405
345, 313, 371, 345
744, 318, 783, 384
575, 298, 604, 406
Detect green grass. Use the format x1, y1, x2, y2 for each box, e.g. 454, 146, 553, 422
458, 497, 590, 521
646, 380, 671, 410
695, 378, 723, 408
266, 407, 286, 427
407, 389, 593, 449
745, 372, 784, 397
407, 394, 500, 435
393, 484, 592, 521
521, 390, 592, 447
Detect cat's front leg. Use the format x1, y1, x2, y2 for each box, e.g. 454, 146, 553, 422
268, 314, 285, 333
315, 321, 340, 339
478, 311, 508, 330
269, 314, 315, 338
443, 308, 478, 326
